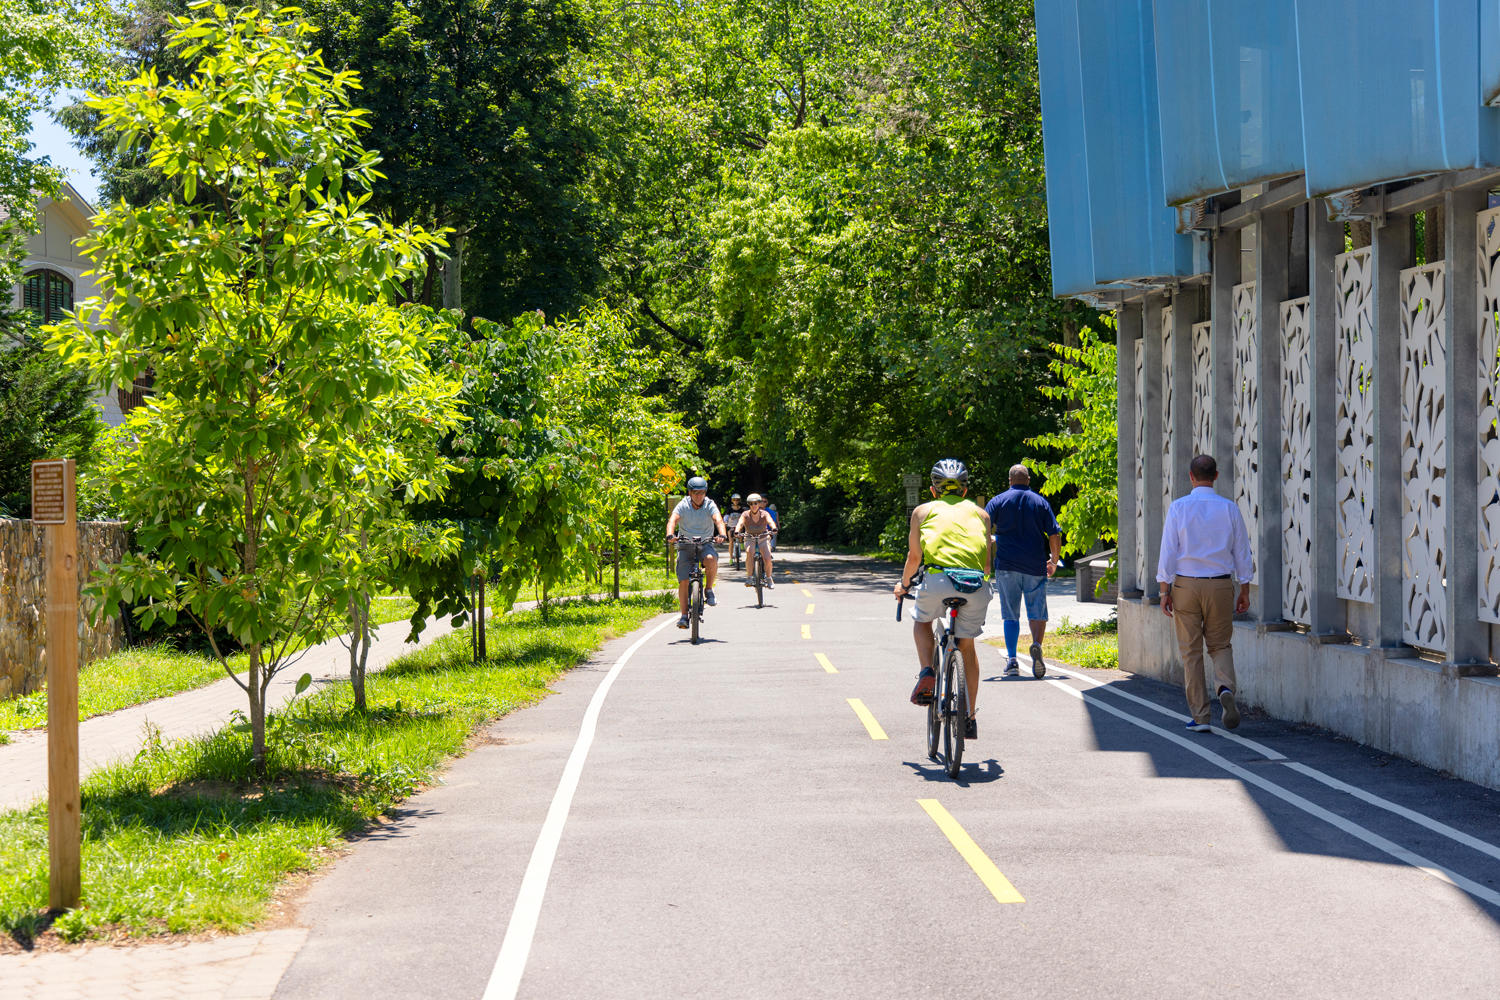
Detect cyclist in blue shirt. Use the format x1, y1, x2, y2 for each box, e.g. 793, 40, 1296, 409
985, 464, 1062, 678
665, 476, 728, 628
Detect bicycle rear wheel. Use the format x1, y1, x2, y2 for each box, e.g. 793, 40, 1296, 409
947, 648, 967, 779
926, 643, 941, 760
940, 643, 956, 773
689, 578, 703, 644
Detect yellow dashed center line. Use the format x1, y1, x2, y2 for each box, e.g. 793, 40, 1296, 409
917, 799, 1026, 904
847, 699, 888, 740
801, 624, 811, 639
815, 653, 837, 673
805, 603, 815, 615
801, 588, 813, 597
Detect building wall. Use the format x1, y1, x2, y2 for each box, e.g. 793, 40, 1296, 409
8, 185, 122, 426
1120, 183, 1500, 791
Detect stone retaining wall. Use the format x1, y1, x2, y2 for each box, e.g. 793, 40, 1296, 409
0, 518, 128, 701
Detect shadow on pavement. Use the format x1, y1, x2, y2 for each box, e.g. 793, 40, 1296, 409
1070, 669, 1500, 920
902, 758, 1005, 785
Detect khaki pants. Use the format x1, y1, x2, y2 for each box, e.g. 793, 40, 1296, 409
1171, 576, 1237, 725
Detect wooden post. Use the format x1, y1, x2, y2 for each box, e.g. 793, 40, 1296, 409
33, 459, 79, 911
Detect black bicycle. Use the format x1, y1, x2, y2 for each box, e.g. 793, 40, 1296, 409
672, 534, 716, 644
727, 518, 743, 569
741, 530, 774, 608
899, 576, 968, 779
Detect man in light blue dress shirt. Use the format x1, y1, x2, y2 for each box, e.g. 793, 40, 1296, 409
1156, 455, 1254, 732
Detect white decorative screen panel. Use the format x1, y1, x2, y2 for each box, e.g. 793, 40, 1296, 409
1162, 304, 1175, 514
1232, 282, 1259, 584
1478, 208, 1500, 622
1135, 340, 1146, 588
1280, 298, 1313, 625
1191, 320, 1213, 455
1335, 248, 1375, 603
1400, 263, 1448, 652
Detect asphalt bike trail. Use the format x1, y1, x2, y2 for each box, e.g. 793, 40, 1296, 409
275, 552, 1500, 1000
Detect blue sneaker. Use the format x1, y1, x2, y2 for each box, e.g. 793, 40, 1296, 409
705, 589, 717, 607
676, 615, 689, 629
1185, 719, 1211, 733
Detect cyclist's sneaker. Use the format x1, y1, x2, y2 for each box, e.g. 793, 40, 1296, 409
1004, 659, 1020, 676
910, 668, 936, 706
1030, 641, 1046, 678
1218, 686, 1240, 730
676, 615, 689, 629
766, 577, 774, 588
1185, 719, 1210, 733
705, 589, 717, 606
744, 578, 754, 587
964, 717, 977, 740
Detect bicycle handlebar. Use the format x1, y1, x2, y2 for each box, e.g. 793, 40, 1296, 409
895, 571, 923, 621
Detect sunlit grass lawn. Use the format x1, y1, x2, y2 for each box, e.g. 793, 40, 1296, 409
0, 593, 674, 945
986, 616, 1120, 670
0, 595, 419, 736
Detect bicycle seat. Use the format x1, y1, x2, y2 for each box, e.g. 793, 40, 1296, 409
942, 597, 968, 608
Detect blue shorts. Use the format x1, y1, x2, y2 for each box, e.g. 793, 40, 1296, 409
992, 570, 1048, 621
674, 541, 718, 581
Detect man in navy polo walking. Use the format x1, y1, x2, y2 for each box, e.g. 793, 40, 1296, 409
986, 464, 1062, 678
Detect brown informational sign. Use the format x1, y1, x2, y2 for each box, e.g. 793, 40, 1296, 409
30, 459, 72, 524
33, 458, 80, 909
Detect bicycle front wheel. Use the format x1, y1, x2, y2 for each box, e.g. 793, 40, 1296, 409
689, 578, 703, 644
948, 648, 967, 779
753, 554, 764, 607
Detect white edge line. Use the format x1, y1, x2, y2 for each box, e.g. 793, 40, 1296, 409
1043, 671, 1500, 910
1050, 669, 1500, 864
482, 614, 679, 1000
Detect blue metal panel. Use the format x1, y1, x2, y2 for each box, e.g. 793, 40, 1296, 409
1153, 0, 1305, 204
1035, 0, 1100, 296
1074, 0, 1197, 283
1295, 0, 1500, 195
1484, 0, 1500, 106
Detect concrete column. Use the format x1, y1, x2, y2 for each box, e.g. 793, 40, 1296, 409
1212, 228, 1241, 501
1370, 217, 1410, 649
1307, 201, 1346, 636
1142, 294, 1165, 601
1443, 188, 1490, 670
1170, 286, 1199, 502
1254, 209, 1291, 622
1117, 303, 1142, 597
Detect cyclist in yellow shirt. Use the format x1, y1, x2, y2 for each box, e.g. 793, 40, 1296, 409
893, 459, 993, 739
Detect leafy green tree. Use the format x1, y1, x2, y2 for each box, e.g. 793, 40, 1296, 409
579, 0, 1093, 523
49, 2, 464, 764
0, 223, 103, 516
1026, 322, 1118, 577
0, 0, 117, 222
402, 311, 597, 653
552, 303, 698, 596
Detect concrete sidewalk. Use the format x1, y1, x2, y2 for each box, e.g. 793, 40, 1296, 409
0, 613, 452, 814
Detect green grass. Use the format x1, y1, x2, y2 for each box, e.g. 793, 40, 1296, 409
0, 645, 232, 733
0, 593, 674, 945
505, 563, 676, 605
988, 616, 1119, 670
0, 580, 609, 737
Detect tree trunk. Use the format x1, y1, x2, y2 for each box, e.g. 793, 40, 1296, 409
612, 508, 621, 600
249, 642, 266, 768
477, 576, 487, 660
442, 233, 466, 311
349, 590, 371, 712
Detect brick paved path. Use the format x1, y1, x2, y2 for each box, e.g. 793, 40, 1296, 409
3, 928, 308, 1000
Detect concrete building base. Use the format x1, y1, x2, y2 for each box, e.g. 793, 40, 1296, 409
1119, 598, 1500, 791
